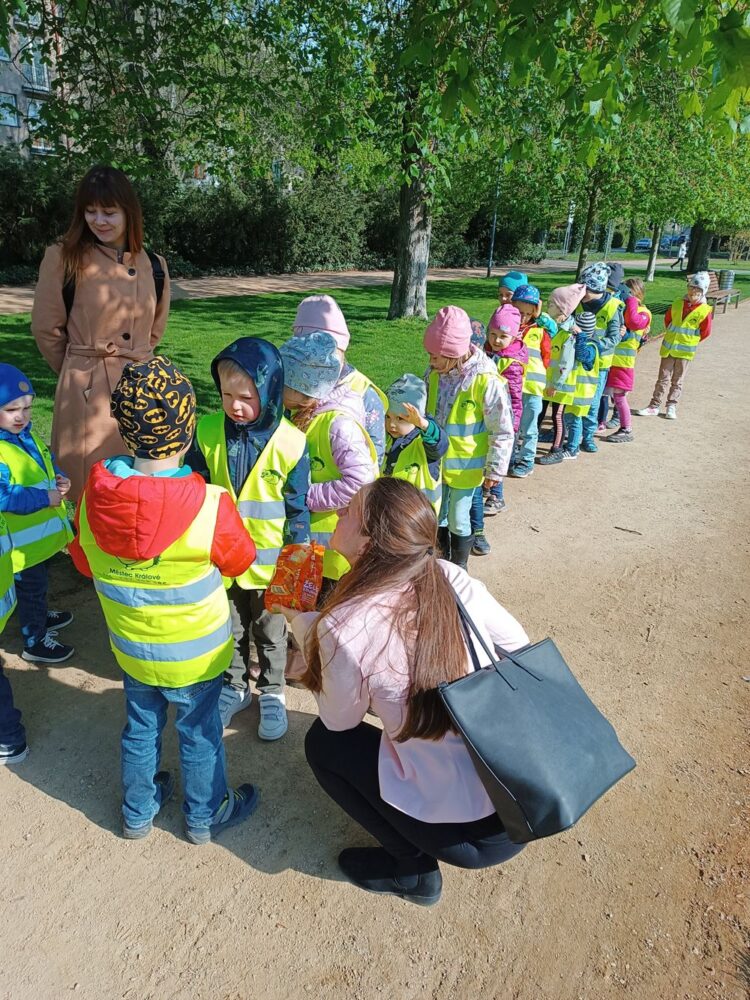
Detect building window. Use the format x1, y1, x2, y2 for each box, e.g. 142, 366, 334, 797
27, 99, 52, 151
0, 93, 19, 127
19, 36, 50, 90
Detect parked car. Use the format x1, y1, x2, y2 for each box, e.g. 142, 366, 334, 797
635, 238, 653, 251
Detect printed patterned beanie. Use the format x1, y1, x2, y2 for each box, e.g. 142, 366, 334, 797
110, 356, 196, 460
386, 373, 427, 417
511, 284, 541, 306
580, 262, 609, 293
279, 331, 341, 400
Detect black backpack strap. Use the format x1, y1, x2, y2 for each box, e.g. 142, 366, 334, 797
62, 276, 75, 318
146, 250, 165, 304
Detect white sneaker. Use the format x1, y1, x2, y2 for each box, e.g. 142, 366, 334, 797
218, 684, 252, 729
634, 406, 660, 416
258, 692, 288, 741
665, 404, 677, 420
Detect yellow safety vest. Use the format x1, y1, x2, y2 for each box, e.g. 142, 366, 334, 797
78, 485, 233, 688
196, 412, 307, 589
494, 356, 527, 378
577, 297, 623, 372
0, 431, 73, 572
0, 514, 17, 633
382, 435, 442, 514
306, 409, 377, 581
567, 351, 601, 418
342, 367, 389, 412
661, 299, 712, 360
426, 370, 498, 489
546, 330, 578, 406
521, 325, 546, 396
613, 304, 652, 370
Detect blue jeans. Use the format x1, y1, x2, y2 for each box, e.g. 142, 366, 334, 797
582, 369, 608, 442
121, 672, 228, 831
469, 486, 484, 534
15, 560, 48, 648
0, 661, 25, 746
438, 485, 475, 538
514, 393, 543, 468
564, 412, 582, 454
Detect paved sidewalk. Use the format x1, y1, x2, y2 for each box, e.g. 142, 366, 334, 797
0, 257, 675, 315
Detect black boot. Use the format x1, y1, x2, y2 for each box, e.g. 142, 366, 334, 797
437, 526, 451, 560
449, 532, 473, 570
338, 847, 442, 906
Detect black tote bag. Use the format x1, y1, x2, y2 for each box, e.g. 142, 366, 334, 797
438, 596, 636, 844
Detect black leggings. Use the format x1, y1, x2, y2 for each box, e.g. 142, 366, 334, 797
304, 718, 525, 873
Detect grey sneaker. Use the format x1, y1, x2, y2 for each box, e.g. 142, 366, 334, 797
471, 533, 491, 556
0, 742, 28, 765
185, 783, 260, 845
122, 771, 175, 839
665, 404, 677, 420
218, 684, 252, 729
258, 693, 288, 741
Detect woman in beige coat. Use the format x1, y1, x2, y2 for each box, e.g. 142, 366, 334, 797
31, 165, 170, 501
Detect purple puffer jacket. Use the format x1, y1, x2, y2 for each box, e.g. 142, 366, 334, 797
306, 382, 378, 512
486, 339, 528, 431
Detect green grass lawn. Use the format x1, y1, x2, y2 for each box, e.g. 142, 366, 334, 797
2, 268, 747, 443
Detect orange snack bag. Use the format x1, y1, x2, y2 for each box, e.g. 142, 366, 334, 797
264, 542, 325, 612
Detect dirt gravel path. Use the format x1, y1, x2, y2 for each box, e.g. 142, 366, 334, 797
1, 306, 748, 1000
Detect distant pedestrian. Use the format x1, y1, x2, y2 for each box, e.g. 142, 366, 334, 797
670, 240, 688, 271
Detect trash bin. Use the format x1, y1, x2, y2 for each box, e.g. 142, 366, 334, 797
719, 270, 735, 290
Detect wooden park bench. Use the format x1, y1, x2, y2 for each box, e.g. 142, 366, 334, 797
704, 270, 741, 314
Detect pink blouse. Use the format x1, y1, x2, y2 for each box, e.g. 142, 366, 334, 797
290, 560, 529, 824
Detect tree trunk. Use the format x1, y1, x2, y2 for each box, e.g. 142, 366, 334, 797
645, 221, 661, 282
388, 165, 432, 320
576, 180, 600, 279
626, 219, 637, 254
687, 220, 712, 272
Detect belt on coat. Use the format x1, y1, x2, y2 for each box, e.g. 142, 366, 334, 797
65, 343, 154, 395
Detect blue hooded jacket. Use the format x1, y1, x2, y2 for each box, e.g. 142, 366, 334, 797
187, 337, 311, 546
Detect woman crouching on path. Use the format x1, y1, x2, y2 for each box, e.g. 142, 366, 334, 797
277, 477, 528, 906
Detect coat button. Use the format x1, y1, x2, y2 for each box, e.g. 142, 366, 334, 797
122, 332, 131, 341
128, 268, 136, 276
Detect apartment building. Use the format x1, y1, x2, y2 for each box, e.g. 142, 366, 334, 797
0, 15, 54, 154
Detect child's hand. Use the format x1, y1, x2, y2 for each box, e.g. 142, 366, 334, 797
47, 489, 63, 508
269, 604, 303, 626
55, 474, 71, 498
402, 403, 428, 431
483, 477, 500, 490
544, 387, 554, 399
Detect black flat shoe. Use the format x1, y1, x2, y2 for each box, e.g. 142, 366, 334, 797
338, 847, 442, 906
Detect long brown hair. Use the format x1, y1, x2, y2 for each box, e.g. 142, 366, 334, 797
625, 277, 645, 303
302, 478, 469, 742
60, 165, 144, 283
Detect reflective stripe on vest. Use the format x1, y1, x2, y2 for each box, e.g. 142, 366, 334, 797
0, 432, 73, 572
567, 352, 602, 418
521, 328, 546, 396
660, 299, 711, 360
78, 486, 233, 688
0, 514, 16, 633
577, 297, 622, 372
306, 409, 378, 581
382, 434, 442, 515
196, 412, 307, 588
426, 370, 496, 489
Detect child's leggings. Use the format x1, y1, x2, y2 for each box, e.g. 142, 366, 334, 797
611, 390, 631, 431
539, 401, 566, 450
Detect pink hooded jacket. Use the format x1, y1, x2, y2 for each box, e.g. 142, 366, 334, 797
486, 338, 528, 431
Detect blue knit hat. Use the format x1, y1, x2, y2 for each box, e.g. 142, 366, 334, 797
279, 331, 341, 400
0, 364, 34, 409
498, 271, 528, 293
511, 284, 541, 305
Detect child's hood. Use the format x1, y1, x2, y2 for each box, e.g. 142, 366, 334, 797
82, 460, 209, 561
211, 338, 284, 437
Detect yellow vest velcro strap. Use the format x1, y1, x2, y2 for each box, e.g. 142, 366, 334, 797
9, 519, 68, 551
109, 618, 232, 663
0, 586, 15, 620
94, 568, 223, 608
444, 420, 486, 436
236, 499, 286, 519
444, 455, 485, 472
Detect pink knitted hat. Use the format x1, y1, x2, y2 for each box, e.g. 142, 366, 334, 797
488, 304, 522, 338
548, 283, 587, 321
292, 294, 351, 351
423, 306, 472, 358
